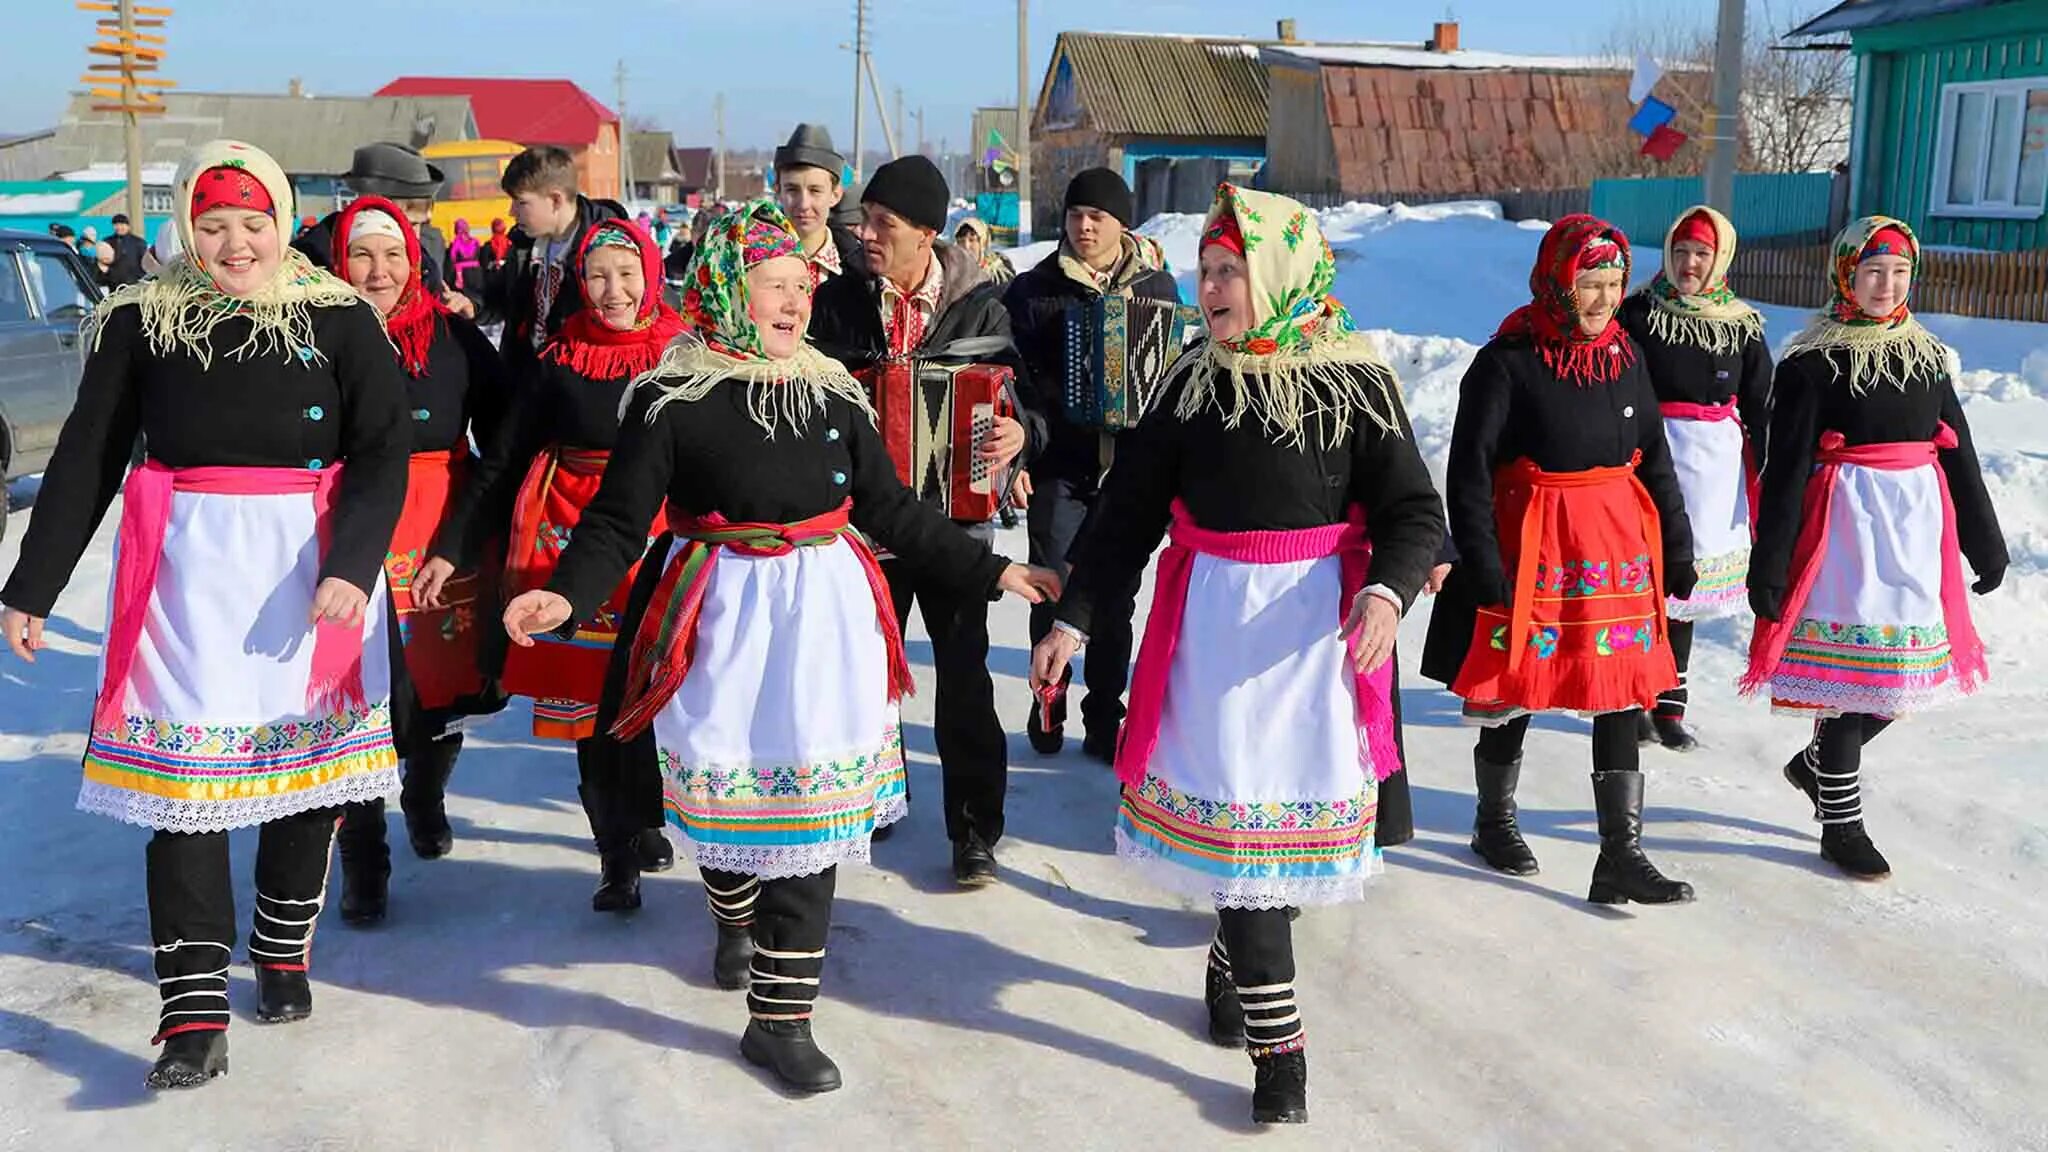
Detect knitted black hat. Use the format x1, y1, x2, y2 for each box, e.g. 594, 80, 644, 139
861, 156, 949, 233
1063, 167, 1133, 228
775, 123, 844, 181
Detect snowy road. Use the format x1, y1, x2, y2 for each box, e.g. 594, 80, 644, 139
4, 200, 2045, 1150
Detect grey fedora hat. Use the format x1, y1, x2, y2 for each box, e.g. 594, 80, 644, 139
775, 123, 845, 179
343, 142, 446, 198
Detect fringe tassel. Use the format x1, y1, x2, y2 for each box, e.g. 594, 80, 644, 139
86, 250, 363, 369
634, 335, 878, 437
1642, 304, 1765, 358
1175, 332, 1406, 451
1781, 317, 1950, 396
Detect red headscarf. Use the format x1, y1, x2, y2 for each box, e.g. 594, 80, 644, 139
544, 219, 686, 381
190, 165, 275, 217
1201, 211, 1246, 259
1671, 209, 1718, 252
331, 194, 446, 377
1493, 213, 1636, 386
487, 217, 512, 261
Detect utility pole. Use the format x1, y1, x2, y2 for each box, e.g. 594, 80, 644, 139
863, 52, 899, 158
852, 0, 867, 183
1704, 0, 1745, 215
916, 107, 926, 157
1016, 0, 1032, 243
615, 59, 633, 204
80, 0, 173, 230
894, 86, 905, 161
713, 94, 727, 202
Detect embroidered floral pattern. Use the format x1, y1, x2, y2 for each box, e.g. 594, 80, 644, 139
1490, 624, 1561, 658
1529, 554, 1653, 597
1595, 621, 1658, 656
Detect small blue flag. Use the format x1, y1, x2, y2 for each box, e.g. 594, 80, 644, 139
1628, 97, 1677, 137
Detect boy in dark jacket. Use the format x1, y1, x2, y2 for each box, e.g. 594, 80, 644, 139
459, 145, 626, 376
808, 156, 1034, 889
774, 123, 868, 287
1002, 167, 1181, 759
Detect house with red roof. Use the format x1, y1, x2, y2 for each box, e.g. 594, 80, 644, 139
374, 77, 622, 200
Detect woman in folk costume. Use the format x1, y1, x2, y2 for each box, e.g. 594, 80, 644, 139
1745, 218, 2004, 881
1618, 205, 1773, 751
446, 217, 483, 292
1420, 214, 1699, 906
441, 218, 686, 909
326, 196, 510, 925
1031, 185, 1446, 1126
503, 200, 1056, 1093
0, 141, 409, 1090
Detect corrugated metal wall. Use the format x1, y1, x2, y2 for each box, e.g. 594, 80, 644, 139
1591, 173, 1837, 248
1861, 27, 2048, 251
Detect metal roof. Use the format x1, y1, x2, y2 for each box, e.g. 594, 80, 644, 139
1790, 0, 2026, 36
52, 92, 478, 176
1041, 32, 1270, 140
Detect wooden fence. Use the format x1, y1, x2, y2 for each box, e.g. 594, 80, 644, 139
1732, 242, 2048, 323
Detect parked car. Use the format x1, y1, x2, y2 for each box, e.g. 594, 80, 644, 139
0, 228, 103, 542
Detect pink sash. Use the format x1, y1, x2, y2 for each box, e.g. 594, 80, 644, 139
1115, 500, 1401, 788
1740, 423, 1986, 695
96, 460, 363, 733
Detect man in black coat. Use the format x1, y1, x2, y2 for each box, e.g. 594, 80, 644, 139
292, 143, 454, 293
808, 156, 1034, 888
773, 123, 868, 287
103, 215, 148, 288
1002, 167, 1180, 761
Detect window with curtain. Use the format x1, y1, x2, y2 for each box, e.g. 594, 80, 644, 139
1932, 79, 2048, 219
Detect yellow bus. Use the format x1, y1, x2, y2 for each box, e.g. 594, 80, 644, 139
421, 139, 521, 241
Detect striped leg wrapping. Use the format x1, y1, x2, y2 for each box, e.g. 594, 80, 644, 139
1655, 670, 1689, 718
1207, 930, 1231, 976
249, 890, 322, 972
1238, 982, 1304, 1056
1812, 719, 1864, 826
748, 946, 825, 1022
153, 939, 232, 1043
706, 875, 760, 929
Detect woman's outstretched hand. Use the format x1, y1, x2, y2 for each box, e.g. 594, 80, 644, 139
2, 607, 44, 662
1342, 590, 1400, 675
504, 590, 573, 647
998, 563, 1062, 604
1030, 629, 1082, 691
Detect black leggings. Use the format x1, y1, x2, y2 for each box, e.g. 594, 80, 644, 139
1808, 713, 1893, 825
1211, 907, 1300, 1055
1655, 620, 1694, 718
702, 866, 837, 1021
1476, 712, 1641, 774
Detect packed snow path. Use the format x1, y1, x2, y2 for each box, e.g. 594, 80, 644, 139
5, 200, 2045, 1149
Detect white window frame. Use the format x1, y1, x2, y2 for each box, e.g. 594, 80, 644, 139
1929, 77, 2048, 220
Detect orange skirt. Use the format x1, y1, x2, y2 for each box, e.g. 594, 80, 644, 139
1452, 454, 1678, 722
385, 450, 490, 712
500, 446, 666, 740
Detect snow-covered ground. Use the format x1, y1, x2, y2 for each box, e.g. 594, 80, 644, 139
3, 203, 2045, 1150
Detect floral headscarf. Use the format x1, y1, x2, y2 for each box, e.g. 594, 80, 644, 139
84, 138, 361, 369
1180, 183, 1403, 448
332, 194, 446, 377
1493, 213, 1636, 386
1781, 215, 1948, 394
1638, 205, 1762, 356
543, 218, 686, 382
638, 199, 874, 437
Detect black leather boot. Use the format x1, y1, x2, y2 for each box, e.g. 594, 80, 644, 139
400, 735, 460, 859
1251, 1049, 1308, 1124
1026, 668, 1070, 755
1471, 751, 1539, 876
1587, 771, 1695, 905
1081, 721, 1119, 765
1650, 712, 1698, 752
593, 850, 642, 913
146, 1030, 229, 1090
740, 1018, 843, 1093
337, 800, 390, 927
1205, 964, 1244, 1047
1820, 821, 1891, 881
254, 967, 313, 1024
714, 923, 755, 991
1635, 709, 1658, 746
634, 827, 676, 873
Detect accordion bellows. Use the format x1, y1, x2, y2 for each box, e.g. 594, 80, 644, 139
1062, 296, 1202, 432
857, 362, 1014, 522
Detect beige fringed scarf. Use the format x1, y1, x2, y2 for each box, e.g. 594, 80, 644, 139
635, 333, 876, 436
83, 139, 363, 369
1638, 204, 1765, 358
1781, 215, 1950, 395
1176, 183, 1404, 450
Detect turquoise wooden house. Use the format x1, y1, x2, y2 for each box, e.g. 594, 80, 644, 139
1793, 0, 2048, 251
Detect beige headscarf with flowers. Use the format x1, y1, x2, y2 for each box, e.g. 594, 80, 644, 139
1178, 183, 1402, 450
84, 139, 361, 368
1781, 215, 1950, 394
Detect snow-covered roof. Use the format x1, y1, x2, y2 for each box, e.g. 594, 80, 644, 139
1269, 44, 1629, 72
56, 162, 178, 186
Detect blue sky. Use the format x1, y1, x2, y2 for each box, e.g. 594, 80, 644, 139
6, 0, 1749, 153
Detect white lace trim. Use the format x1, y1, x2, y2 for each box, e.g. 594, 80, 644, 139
873, 792, 907, 829
672, 830, 875, 881
77, 768, 399, 834
1666, 588, 1748, 622
1768, 674, 1965, 720
1111, 827, 1379, 909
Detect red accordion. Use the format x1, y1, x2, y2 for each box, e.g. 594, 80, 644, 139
857, 361, 1014, 521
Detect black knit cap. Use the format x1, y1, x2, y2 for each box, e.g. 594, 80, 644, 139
861, 155, 949, 233
1063, 167, 1133, 228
